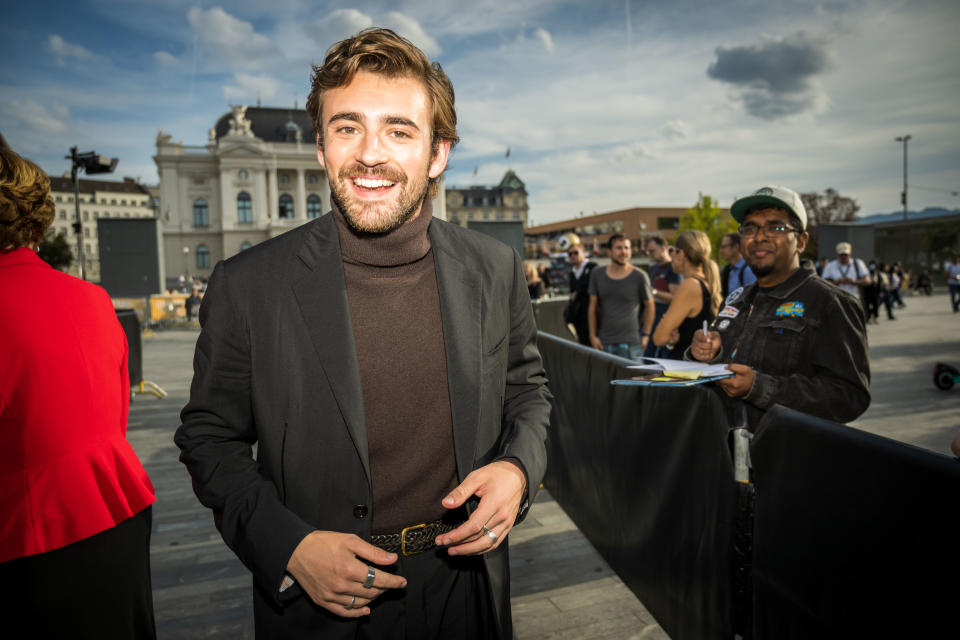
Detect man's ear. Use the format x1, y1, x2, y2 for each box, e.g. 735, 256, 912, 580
796, 231, 809, 254
428, 138, 451, 179
316, 133, 325, 169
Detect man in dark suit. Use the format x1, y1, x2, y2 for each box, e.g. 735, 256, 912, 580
565, 241, 596, 345
175, 29, 551, 639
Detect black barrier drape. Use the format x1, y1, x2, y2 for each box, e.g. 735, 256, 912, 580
539, 332, 737, 640
115, 309, 142, 387
531, 298, 573, 340
751, 406, 960, 638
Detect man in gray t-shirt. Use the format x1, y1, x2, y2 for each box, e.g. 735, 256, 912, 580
588, 234, 655, 360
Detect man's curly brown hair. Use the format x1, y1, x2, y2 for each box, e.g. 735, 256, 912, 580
0, 146, 55, 250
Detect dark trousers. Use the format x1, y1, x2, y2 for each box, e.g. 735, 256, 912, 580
881, 290, 895, 319
0, 506, 156, 639
357, 549, 493, 640
864, 284, 880, 321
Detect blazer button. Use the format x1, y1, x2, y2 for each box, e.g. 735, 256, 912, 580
353, 504, 369, 519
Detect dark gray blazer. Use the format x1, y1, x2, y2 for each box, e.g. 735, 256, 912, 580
175, 212, 551, 638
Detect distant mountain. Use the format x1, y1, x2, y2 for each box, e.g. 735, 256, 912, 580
853, 207, 960, 225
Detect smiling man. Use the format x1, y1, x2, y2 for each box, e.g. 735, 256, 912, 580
690, 185, 870, 428
175, 28, 551, 639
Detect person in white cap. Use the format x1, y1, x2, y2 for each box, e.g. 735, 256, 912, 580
690, 185, 870, 427
822, 241, 870, 301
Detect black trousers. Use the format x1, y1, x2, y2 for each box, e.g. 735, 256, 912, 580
0, 506, 155, 639
356, 549, 493, 640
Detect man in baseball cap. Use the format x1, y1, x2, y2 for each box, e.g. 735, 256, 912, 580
822, 241, 870, 300
690, 185, 870, 427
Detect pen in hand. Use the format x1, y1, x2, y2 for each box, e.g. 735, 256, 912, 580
702, 320, 709, 337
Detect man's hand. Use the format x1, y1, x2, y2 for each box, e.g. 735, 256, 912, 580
691, 329, 721, 362
286, 531, 406, 618
590, 335, 603, 350
641, 334, 650, 349
717, 363, 755, 398
435, 461, 526, 556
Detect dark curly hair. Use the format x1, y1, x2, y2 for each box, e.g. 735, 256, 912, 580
0, 146, 55, 250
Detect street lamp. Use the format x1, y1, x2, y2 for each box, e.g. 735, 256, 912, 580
66, 147, 118, 280
894, 135, 911, 221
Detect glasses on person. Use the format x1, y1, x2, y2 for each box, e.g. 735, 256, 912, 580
568, 250, 580, 256
738, 221, 798, 238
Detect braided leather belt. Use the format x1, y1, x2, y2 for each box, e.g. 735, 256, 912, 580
371, 520, 461, 556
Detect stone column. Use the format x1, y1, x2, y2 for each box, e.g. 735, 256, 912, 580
267, 159, 278, 221
295, 168, 307, 220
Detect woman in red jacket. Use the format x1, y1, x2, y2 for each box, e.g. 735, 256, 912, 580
0, 144, 156, 637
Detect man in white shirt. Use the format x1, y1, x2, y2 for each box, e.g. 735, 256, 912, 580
822, 242, 870, 302
946, 257, 960, 312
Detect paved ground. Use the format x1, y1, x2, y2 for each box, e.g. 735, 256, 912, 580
127, 289, 957, 638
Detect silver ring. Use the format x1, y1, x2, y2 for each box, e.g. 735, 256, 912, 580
346, 595, 356, 610
363, 566, 376, 588
481, 525, 498, 543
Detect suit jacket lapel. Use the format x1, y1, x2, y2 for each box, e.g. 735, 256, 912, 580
290, 214, 370, 481
430, 222, 483, 481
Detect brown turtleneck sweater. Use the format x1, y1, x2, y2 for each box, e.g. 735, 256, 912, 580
333, 200, 458, 534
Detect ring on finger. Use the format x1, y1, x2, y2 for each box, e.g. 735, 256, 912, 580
346, 595, 356, 610
363, 566, 376, 589
481, 525, 498, 543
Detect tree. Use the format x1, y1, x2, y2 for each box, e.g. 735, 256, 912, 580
38, 232, 73, 271
799, 189, 860, 260
679, 194, 738, 263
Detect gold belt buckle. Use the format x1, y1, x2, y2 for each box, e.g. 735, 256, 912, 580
400, 522, 427, 556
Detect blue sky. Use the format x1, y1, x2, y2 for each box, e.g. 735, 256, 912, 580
2, 0, 958, 223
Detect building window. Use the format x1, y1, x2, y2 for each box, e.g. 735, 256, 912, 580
238, 169, 249, 180
307, 174, 318, 184
240, 241, 252, 251
307, 194, 322, 219
657, 217, 679, 230
279, 194, 294, 219
196, 244, 210, 269
59, 211, 66, 219
279, 174, 290, 184
193, 198, 209, 227
237, 192, 253, 223
496, 210, 504, 220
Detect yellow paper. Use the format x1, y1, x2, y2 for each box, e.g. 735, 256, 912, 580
662, 370, 702, 380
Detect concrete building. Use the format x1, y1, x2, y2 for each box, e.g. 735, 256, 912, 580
155, 104, 448, 285
48, 175, 157, 282
523, 206, 713, 259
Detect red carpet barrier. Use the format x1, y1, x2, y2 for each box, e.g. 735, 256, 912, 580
751, 406, 960, 638
538, 331, 737, 640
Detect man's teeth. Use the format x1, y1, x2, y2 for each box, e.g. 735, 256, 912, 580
353, 177, 395, 188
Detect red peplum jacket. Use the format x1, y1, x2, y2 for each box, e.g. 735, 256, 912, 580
0, 248, 155, 563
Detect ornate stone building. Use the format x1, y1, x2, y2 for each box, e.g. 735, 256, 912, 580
155, 106, 330, 281
445, 170, 528, 228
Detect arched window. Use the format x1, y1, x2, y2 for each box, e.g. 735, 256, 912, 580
240, 241, 252, 252
279, 194, 294, 219
193, 198, 209, 227
307, 194, 322, 219
196, 244, 210, 269
237, 192, 252, 223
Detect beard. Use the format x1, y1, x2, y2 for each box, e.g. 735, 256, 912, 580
329, 162, 430, 235
748, 259, 775, 279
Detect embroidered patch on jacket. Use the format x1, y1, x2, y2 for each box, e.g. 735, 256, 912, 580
776, 301, 805, 318
718, 319, 731, 330
725, 286, 744, 305
718, 305, 740, 319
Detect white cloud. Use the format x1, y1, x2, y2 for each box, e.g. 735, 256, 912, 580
383, 12, 441, 57
48, 34, 93, 64
661, 120, 692, 140
223, 73, 285, 103
154, 50, 179, 66
533, 28, 555, 55
309, 9, 373, 49
0, 100, 69, 135
187, 7, 278, 69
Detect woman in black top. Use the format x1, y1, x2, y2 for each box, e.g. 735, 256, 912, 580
652, 230, 722, 358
